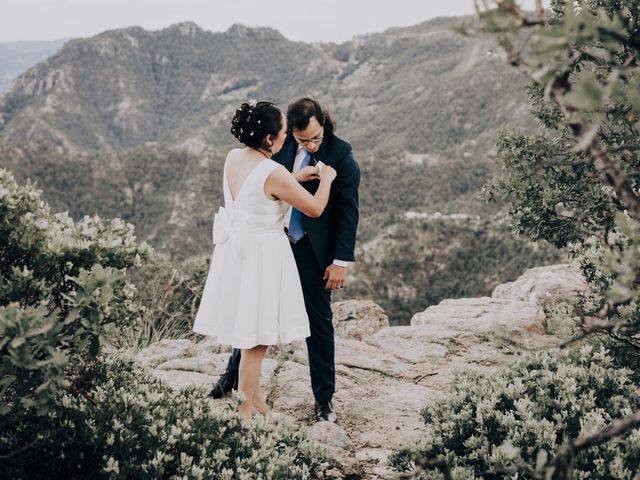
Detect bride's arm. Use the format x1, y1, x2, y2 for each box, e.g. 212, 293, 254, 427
264, 165, 336, 218
293, 165, 320, 183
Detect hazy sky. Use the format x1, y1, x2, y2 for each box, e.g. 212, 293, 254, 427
1, 0, 550, 43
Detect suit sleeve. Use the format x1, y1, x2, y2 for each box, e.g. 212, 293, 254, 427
332, 143, 360, 262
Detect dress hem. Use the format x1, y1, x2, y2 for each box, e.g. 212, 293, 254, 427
192, 328, 310, 350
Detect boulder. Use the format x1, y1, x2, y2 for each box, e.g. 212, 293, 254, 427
364, 326, 449, 364
335, 337, 417, 379
492, 263, 589, 308
411, 297, 545, 339
332, 300, 389, 340
310, 422, 356, 477
311, 421, 353, 452
269, 360, 314, 412
194, 336, 233, 355
155, 352, 232, 377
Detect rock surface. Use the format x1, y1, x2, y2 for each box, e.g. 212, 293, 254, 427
492, 263, 589, 308
134, 263, 587, 479
410, 296, 546, 339
332, 299, 390, 340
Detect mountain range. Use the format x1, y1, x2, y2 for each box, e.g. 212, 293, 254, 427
0, 39, 68, 93
0, 18, 560, 323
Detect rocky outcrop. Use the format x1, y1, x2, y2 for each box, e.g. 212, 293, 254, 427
134, 263, 589, 479
410, 296, 546, 339
492, 263, 589, 308
332, 299, 389, 340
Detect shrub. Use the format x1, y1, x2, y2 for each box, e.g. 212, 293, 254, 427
0, 355, 329, 480
480, 0, 640, 343
0, 168, 150, 417
390, 346, 640, 479
0, 168, 151, 310
1, 169, 329, 479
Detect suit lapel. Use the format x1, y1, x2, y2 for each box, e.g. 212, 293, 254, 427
309, 140, 328, 167
273, 140, 296, 172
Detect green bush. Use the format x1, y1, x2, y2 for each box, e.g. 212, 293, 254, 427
481, 0, 640, 338
1, 168, 329, 478
0, 168, 150, 417
390, 346, 640, 479
0, 168, 151, 310
1, 355, 329, 480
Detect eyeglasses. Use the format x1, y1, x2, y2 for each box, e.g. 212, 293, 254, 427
293, 134, 324, 147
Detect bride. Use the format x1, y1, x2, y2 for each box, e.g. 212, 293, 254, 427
193, 100, 336, 420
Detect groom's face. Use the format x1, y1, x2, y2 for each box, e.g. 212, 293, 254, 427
292, 116, 324, 154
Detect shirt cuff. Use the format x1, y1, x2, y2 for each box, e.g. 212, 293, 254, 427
332, 259, 351, 268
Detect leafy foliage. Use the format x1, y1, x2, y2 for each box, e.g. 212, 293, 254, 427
481, 0, 640, 339
390, 346, 640, 479
0, 166, 328, 478
0, 168, 150, 417
1, 355, 329, 480
392, 2, 640, 477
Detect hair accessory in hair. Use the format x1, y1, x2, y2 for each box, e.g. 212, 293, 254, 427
248, 99, 257, 107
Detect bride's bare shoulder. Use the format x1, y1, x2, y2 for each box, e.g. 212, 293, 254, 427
226, 147, 246, 160
225, 148, 247, 168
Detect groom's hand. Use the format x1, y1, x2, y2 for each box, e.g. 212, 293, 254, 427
324, 264, 347, 290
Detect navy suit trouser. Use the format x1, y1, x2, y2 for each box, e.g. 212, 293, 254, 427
225, 234, 335, 403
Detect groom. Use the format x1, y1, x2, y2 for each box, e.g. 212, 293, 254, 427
210, 97, 360, 422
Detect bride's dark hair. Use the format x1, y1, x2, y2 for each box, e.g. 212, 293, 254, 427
230, 101, 282, 150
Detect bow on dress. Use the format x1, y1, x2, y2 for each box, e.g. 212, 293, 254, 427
212, 206, 248, 258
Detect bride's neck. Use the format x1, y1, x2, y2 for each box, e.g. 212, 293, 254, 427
253, 147, 272, 159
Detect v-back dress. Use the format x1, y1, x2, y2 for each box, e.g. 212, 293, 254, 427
192, 156, 310, 349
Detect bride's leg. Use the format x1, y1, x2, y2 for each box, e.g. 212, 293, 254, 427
253, 382, 271, 415
238, 345, 267, 420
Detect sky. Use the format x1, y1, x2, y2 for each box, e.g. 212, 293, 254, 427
1, 0, 551, 43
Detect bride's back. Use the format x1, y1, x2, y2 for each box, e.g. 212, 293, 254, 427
225, 148, 268, 201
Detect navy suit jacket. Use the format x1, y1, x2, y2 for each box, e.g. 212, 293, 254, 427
273, 134, 360, 269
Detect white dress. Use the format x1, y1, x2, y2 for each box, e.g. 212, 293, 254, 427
193, 157, 310, 349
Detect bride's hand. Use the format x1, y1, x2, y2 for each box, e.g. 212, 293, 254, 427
294, 165, 320, 183
320, 165, 337, 183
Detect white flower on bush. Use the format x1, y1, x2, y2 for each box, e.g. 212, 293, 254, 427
103, 457, 120, 474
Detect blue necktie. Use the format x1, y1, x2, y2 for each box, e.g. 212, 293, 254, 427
288, 150, 311, 242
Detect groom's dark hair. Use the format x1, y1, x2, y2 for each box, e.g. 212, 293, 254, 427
287, 97, 335, 137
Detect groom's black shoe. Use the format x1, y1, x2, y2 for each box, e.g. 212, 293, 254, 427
315, 400, 337, 423
210, 370, 238, 399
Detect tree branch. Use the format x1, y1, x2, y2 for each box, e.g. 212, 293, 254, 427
497, 31, 640, 223
0, 436, 40, 460
557, 313, 640, 350
551, 85, 640, 223
552, 410, 640, 479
